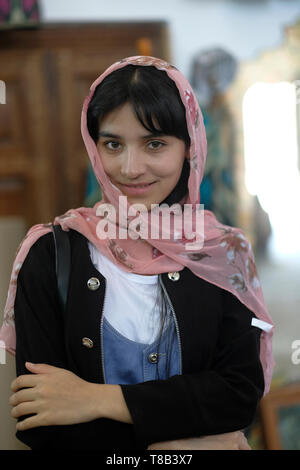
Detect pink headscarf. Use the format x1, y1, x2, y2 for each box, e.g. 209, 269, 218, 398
0, 55, 274, 394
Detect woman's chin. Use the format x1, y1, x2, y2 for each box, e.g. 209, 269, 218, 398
127, 197, 152, 212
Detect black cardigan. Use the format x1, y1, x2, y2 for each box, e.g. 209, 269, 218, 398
14, 229, 264, 450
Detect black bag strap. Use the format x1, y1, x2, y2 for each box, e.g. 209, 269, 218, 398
51, 224, 71, 311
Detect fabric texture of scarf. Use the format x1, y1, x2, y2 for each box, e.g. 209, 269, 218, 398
0, 55, 274, 394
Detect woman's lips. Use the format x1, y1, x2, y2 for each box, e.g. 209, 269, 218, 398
119, 181, 156, 195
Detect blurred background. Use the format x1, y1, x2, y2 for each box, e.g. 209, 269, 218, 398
0, 0, 300, 450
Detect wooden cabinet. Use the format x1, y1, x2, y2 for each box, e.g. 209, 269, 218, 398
0, 23, 170, 228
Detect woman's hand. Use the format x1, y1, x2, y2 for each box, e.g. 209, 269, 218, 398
147, 431, 251, 450
10, 362, 100, 431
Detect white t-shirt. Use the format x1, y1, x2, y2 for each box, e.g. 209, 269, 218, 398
88, 241, 171, 344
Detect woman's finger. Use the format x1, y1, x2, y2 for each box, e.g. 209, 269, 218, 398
9, 388, 36, 406
11, 374, 40, 392
11, 400, 39, 419
16, 413, 46, 431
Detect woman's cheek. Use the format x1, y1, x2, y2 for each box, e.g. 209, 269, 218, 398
100, 156, 117, 176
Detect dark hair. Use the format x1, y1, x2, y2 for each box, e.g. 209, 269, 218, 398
87, 65, 189, 380
87, 64, 190, 206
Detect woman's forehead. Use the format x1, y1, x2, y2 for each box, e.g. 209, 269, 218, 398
98, 102, 163, 137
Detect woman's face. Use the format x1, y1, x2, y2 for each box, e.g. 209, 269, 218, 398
97, 102, 188, 210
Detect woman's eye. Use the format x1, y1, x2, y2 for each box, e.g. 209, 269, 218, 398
148, 141, 165, 150
104, 141, 121, 151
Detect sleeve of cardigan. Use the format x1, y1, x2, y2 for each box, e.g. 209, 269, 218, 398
13, 233, 135, 450
120, 288, 265, 447
14, 233, 70, 449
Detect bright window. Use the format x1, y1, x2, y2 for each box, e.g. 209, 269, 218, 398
243, 82, 300, 256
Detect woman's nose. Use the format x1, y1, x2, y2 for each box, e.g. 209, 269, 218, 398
120, 148, 146, 178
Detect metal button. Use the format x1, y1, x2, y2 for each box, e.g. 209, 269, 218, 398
148, 352, 158, 364
168, 272, 180, 281
82, 337, 94, 349
87, 277, 100, 290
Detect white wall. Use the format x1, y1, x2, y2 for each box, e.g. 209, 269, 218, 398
39, 0, 300, 79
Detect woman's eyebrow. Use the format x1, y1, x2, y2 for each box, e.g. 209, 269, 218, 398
98, 131, 166, 139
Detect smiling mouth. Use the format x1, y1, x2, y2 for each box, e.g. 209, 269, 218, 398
121, 182, 156, 188
117, 181, 157, 195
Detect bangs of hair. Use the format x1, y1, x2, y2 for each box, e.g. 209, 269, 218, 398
87, 65, 190, 148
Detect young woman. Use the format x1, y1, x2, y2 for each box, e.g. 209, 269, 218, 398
0, 56, 274, 451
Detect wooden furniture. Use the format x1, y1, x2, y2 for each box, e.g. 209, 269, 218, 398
259, 383, 300, 450
0, 22, 170, 228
